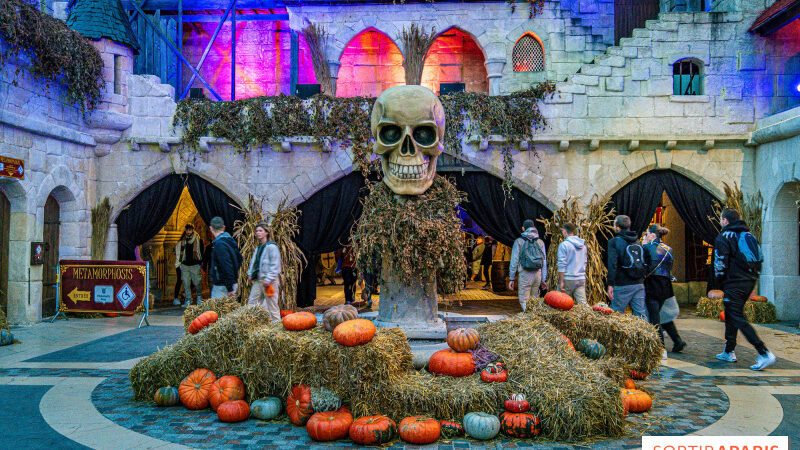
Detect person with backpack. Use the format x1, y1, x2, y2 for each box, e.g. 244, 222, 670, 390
606, 215, 648, 319
714, 208, 775, 371
508, 220, 547, 311
557, 222, 587, 304
247, 221, 282, 321
643, 225, 686, 357
208, 216, 243, 299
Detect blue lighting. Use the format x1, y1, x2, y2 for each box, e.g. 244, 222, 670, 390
796, 82, 800, 93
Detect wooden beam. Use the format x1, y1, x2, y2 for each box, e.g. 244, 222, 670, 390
180, 14, 288, 22
122, 0, 278, 9
180, 0, 236, 99
231, 0, 236, 101
290, 29, 298, 96
176, 0, 182, 101
752, 4, 800, 35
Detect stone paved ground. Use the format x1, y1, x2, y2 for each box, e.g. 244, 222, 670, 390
0, 305, 799, 449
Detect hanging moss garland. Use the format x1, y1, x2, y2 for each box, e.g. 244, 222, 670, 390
351, 176, 467, 295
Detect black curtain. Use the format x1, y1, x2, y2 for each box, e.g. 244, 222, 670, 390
186, 174, 244, 233
659, 171, 719, 244
448, 172, 552, 247
295, 172, 367, 307
609, 170, 665, 236
116, 174, 184, 261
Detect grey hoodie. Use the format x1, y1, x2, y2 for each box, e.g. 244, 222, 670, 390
509, 227, 547, 282
557, 235, 587, 281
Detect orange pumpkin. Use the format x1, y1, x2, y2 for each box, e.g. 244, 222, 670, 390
499, 411, 541, 438
217, 399, 250, 422
208, 375, 246, 411
188, 311, 219, 334
749, 294, 768, 302
332, 319, 376, 346
280, 309, 294, 318
628, 369, 648, 380
707, 289, 724, 300
178, 368, 217, 410
720, 310, 726, 322
306, 410, 354, 441
560, 334, 575, 351
624, 378, 635, 389
621, 389, 652, 413
428, 349, 475, 377
349, 415, 397, 445
282, 311, 317, 331
446, 327, 480, 352
287, 384, 314, 426
543, 291, 574, 310
399, 416, 440, 445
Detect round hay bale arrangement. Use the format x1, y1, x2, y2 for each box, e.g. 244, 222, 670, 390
183, 297, 242, 331
696, 296, 777, 323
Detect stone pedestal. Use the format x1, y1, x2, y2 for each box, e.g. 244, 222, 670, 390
374, 260, 447, 339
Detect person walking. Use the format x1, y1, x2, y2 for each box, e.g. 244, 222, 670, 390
175, 224, 204, 307
508, 220, 547, 312
208, 216, 242, 299
556, 222, 587, 304
643, 225, 686, 356
247, 222, 281, 322
336, 245, 357, 305
714, 208, 775, 371
480, 236, 495, 288
471, 237, 485, 282
606, 215, 648, 319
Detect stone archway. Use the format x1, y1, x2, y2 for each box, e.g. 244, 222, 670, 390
336, 28, 405, 98
0, 179, 30, 325
0, 189, 8, 317
761, 181, 800, 321
421, 27, 489, 95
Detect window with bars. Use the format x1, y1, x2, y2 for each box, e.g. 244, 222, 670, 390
513, 34, 545, 72
673, 59, 703, 95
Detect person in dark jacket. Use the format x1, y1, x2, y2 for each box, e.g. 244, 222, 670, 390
606, 215, 648, 319
208, 216, 243, 298
643, 224, 686, 354
480, 236, 494, 288
714, 209, 775, 371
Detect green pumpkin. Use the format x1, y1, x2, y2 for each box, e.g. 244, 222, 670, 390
463, 412, 500, 440
0, 330, 15, 346
251, 397, 283, 420
310, 386, 341, 412
153, 386, 179, 406
577, 338, 605, 360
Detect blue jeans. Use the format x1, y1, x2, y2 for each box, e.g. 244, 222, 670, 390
611, 284, 647, 320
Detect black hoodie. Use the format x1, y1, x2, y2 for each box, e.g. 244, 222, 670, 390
607, 230, 645, 286
714, 219, 759, 285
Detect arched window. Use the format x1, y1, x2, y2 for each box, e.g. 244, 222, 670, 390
512, 33, 545, 72
673, 59, 703, 95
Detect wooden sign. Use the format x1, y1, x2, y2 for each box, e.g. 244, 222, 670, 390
53, 260, 150, 327
0, 155, 24, 180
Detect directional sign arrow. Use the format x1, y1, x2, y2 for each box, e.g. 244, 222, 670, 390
67, 287, 91, 303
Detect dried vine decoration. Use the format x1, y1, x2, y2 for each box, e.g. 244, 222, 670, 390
507, 0, 546, 18
711, 182, 763, 240
0, 0, 103, 112
539, 195, 614, 305
302, 23, 335, 95
351, 176, 467, 295
400, 24, 437, 85
90, 197, 112, 260
441, 82, 555, 195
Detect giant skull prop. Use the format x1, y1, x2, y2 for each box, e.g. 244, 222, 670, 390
370, 85, 445, 195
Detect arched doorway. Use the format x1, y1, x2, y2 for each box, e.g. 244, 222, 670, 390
336, 28, 405, 98
421, 27, 489, 95
0, 190, 9, 316
762, 181, 800, 320
42, 195, 60, 318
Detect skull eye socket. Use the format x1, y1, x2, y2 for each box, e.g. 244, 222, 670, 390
413, 125, 437, 146
379, 125, 403, 145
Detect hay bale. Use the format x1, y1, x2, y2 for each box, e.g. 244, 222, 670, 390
673, 282, 689, 305
687, 281, 707, 305
130, 306, 270, 400
532, 301, 662, 375
240, 325, 413, 402
183, 297, 242, 331
0, 309, 8, 330
696, 297, 777, 323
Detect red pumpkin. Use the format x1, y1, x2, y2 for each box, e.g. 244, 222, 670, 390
280, 309, 294, 318
188, 311, 219, 334
178, 368, 217, 410
217, 400, 250, 422
504, 393, 530, 413
428, 350, 475, 377
208, 375, 246, 411
628, 369, 648, 380
332, 319, 376, 346
439, 420, 465, 438
103, 313, 117, 317
749, 294, 767, 302
306, 410, 354, 441
446, 328, 480, 352
499, 411, 541, 438
287, 384, 314, 426
399, 416, 441, 445
282, 311, 317, 331
480, 362, 508, 383
708, 289, 724, 300
349, 415, 397, 445
624, 378, 635, 389
337, 405, 351, 415
543, 291, 574, 310
592, 304, 613, 315
621, 389, 652, 413
561, 334, 575, 351
719, 310, 726, 322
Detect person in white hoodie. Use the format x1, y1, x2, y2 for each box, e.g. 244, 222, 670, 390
557, 222, 588, 304
247, 222, 282, 322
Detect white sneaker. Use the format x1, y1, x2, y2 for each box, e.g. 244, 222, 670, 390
716, 351, 737, 362
181, 301, 190, 308
661, 349, 668, 361
172, 299, 181, 306
750, 351, 776, 371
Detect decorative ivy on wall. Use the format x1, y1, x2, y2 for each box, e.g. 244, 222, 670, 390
0, 0, 103, 112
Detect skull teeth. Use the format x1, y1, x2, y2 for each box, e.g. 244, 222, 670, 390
388, 159, 430, 180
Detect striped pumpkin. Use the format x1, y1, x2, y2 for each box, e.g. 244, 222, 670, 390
446, 328, 480, 352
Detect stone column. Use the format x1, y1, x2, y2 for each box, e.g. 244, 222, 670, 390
484, 59, 506, 96
375, 259, 447, 340
326, 60, 341, 96
7, 211, 41, 325
104, 224, 118, 260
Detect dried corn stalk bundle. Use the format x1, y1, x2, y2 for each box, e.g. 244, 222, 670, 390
90, 197, 111, 260
711, 182, 762, 240
400, 24, 437, 85
302, 23, 334, 95
268, 199, 306, 310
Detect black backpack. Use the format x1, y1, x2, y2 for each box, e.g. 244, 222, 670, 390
621, 242, 646, 279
